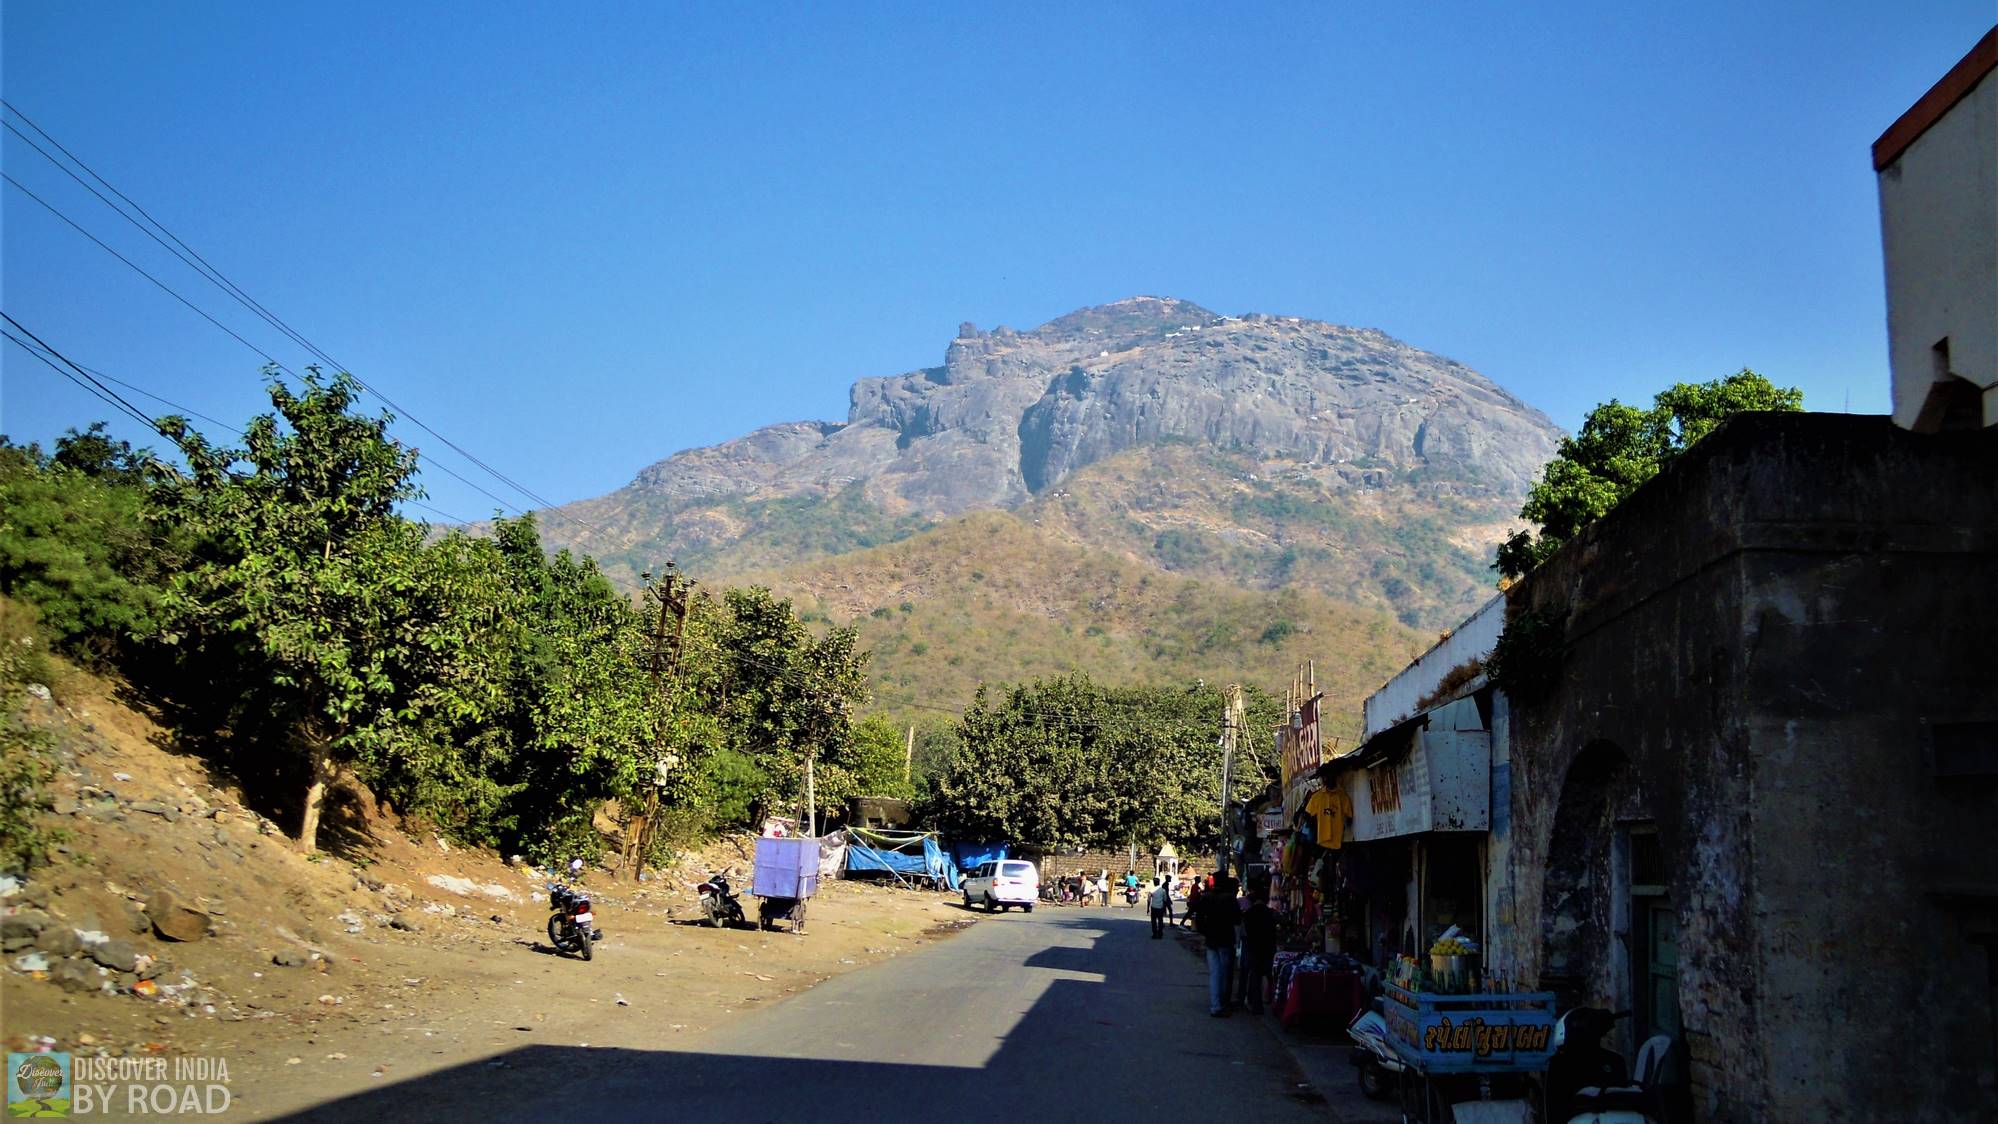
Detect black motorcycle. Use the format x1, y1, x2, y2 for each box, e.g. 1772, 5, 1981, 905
546, 878, 601, 960
696, 871, 746, 929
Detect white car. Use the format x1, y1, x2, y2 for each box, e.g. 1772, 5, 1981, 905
962, 859, 1038, 912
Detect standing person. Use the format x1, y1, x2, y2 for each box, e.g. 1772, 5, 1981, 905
1195, 875, 1241, 1016
1239, 885, 1278, 1014
1148, 877, 1171, 938
1097, 870, 1111, 907
1182, 871, 1203, 927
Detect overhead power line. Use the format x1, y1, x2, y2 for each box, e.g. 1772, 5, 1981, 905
3, 312, 475, 525
0, 171, 523, 522
0, 102, 596, 531
5, 333, 157, 431
4, 313, 159, 431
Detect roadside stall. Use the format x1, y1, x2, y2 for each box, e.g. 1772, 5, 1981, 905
752, 834, 820, 933
843, 828, 960, 890
1379, 935, 1556, 1123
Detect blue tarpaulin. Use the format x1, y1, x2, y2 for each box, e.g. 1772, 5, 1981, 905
951, 841, 1008, 873
845, 830, 962, 889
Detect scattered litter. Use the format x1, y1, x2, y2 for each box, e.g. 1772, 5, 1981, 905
113, 772, 132, 782
12, 952, 50, 972
0, 875, 20, 898
74, 930, 109, 946
743, 972, 774, 982
285, 1058, 301, 1066
615, 995, 629, 1007
131, 980, 159, 997
325, 1052, 346, 1060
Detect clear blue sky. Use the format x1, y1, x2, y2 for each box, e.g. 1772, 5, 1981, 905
3, 2, 1991, 521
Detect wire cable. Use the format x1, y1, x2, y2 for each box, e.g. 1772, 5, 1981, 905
1, 106, 596, 530
3, 314, 476, 525
2, 173, 287, 366
4, 331, 158, 431
1, 174, 524, 522
73, 364, 236, 432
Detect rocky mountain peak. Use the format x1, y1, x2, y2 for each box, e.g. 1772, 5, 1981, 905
544, 298, 1561, 577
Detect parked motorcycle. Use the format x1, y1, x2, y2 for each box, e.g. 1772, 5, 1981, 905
1546, 1007, 1668, 1123
696, 871, 746, 929
1346, 997, 1407, 1100
546, 859, 601, 961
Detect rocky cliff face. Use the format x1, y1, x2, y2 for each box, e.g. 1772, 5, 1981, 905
560, 296, 1560, 533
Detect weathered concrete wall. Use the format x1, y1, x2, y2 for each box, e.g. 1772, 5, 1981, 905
1363, 594, 1505, 737
1500, 414, 1998, 1122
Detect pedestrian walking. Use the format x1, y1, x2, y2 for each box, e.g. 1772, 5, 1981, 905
1181, 872, 1202, 928
1148, 878, 1170, 938
1239, 886, 1277, 1014
1194, 875, 1241, 1016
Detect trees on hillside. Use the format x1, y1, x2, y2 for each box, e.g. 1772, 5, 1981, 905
1497, 370, 1803, 579
1, 372, 873, 863
923, 675, 1278, 851
151, 371, 431, 852
0, 427, 172, 657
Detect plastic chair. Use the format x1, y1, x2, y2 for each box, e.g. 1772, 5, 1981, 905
1633, 1034, 1674, 1085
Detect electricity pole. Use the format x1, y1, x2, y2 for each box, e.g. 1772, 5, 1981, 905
1219, 683, 1244, 878
629, 564, 691, 881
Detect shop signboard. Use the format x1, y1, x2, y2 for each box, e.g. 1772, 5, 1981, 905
1346, 700, 1490, 841
1382, 983, 1558, 1074
1280, 691, 1327, 823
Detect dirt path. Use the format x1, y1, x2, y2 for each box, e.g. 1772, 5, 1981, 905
6, 878, 972, 1119
0, 663, 973, 1118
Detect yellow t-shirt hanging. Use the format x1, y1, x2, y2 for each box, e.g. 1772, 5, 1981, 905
1307, 788, 1352, 849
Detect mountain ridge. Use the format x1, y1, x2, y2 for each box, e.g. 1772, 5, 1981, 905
538, 297, 1562, 606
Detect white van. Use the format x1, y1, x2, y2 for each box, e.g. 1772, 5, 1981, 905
961, 859, 1039, 912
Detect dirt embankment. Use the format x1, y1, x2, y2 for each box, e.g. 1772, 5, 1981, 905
0, 665, 971, 1119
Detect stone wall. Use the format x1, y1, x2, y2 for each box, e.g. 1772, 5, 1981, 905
1499, 414, 1997, 1122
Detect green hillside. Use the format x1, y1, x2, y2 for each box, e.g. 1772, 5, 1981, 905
747, 510, 1431, 741
1025, 443, 1519, 630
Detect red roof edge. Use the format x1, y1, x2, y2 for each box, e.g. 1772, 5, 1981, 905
1873, 25, 1998, 172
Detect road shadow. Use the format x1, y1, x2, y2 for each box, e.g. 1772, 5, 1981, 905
272, 910, 1325, 1124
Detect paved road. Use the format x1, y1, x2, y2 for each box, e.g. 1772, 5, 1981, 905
287, 906, 1328, 1123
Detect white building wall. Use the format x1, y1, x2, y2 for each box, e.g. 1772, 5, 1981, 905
1879, 60, 1997, 429
1363, 594, 1506, 738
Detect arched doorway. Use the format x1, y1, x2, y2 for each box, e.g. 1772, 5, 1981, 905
1538, 741, 1631, 1008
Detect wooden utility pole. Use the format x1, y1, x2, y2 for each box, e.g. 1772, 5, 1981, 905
628, 564, 692, 880
903, 724, 916, 784
1219, 683, 1245, 877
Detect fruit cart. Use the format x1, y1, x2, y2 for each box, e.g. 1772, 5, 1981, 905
752, 835, 819, 933
1379, 935, 1557, 1122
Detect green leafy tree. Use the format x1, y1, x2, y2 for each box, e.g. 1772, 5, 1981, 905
0, 428, 172, 657
923, 675, 1277, 850
0, 603, 64, 872
706, 587, 870, 826
812, 713, 914, 815
1498, 370, 1803, 578
151, 370, 431, 852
